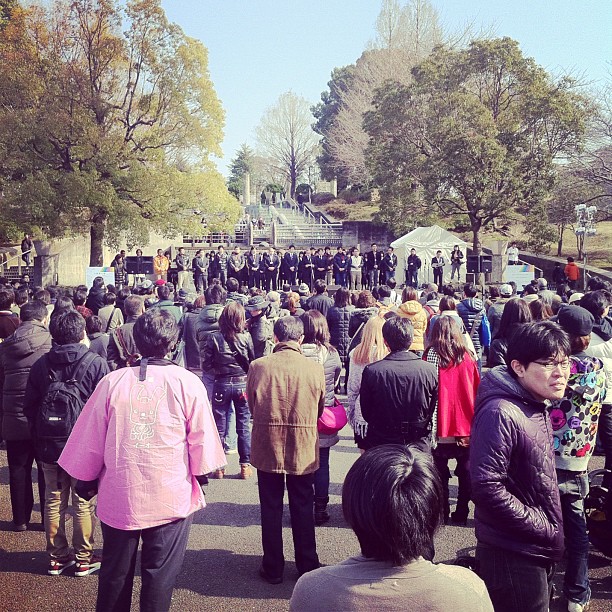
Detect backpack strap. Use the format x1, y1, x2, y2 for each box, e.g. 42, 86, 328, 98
114, 326, 137, 365
105, 306, 118, 333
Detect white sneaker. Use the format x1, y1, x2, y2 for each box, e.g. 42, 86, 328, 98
568, 601, 589, 612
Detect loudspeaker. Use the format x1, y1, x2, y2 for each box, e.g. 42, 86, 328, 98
480, 255, 493, 273
326, 284, 341, 297
125, 256, 154, 275
466, 256, 479, 273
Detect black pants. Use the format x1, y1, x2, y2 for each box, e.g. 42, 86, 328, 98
433, 443, 470, 520
433, 269, 443, 287
6, 439, 45, 526
476, 543, 555, 612
257, 470, 319, 579
599, 404, 612, 489
96, 515, 193, 612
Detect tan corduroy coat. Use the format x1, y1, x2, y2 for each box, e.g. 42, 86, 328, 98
247, 341, 325, 475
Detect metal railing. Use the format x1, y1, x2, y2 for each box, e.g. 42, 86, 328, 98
1, 249, 33, 278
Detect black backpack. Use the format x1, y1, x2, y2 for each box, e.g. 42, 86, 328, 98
35, 351, 98, 464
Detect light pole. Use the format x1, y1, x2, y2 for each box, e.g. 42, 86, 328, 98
574, 204, 597, 291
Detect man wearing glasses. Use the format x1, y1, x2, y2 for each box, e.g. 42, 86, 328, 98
470, 321, 571, 612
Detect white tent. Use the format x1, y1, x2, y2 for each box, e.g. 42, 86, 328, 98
390, 225, 469, 287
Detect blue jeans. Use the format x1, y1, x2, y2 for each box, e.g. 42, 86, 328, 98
476, 543, 555, 612
224, 404, 237, 452
314, 446, 330, 499
212, 378, 251, 464
557, 469, 591, 606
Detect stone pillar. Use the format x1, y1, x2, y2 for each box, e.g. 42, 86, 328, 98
331, 178, 338, 198
244, 173, 251, 206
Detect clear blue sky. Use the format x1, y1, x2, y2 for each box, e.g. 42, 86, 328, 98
161, 0, 611, 176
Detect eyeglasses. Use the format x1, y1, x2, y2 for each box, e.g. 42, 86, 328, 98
533, 359, 570, 371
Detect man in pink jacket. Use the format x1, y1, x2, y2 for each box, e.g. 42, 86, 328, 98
59, 309, 225, 611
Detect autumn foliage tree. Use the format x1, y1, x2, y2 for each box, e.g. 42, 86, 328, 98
364, 38, 591, 250
0, 0, 237, 265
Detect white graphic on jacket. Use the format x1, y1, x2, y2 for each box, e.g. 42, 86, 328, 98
129, 383, 166, 445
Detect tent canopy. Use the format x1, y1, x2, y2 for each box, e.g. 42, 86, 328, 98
390, 225, 469, 287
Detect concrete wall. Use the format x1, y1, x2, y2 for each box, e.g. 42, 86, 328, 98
520, 251, 612, 285
341, 221, 396, 250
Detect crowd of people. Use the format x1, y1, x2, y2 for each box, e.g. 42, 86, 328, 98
0, 249, 612, 611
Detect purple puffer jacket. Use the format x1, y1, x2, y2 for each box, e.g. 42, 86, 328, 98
470, 366, 564, 563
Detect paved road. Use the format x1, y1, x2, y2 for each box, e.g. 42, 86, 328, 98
1, 426, 610, 611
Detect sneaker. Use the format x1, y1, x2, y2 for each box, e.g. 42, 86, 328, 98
568, 601, 589, 612
75, 555, 102, 577
240, 464, 253, 479
224, 448, 238, 455
48, 557, 75, 576
12, 523, 27, 532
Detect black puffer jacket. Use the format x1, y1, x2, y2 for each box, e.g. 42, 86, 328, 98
248, 313, 272, 359
327, 305, 354, 364
470, 366, 564, 562
202, 331, 254, 379
196, 303, 224, 365
0, 321, 52, 440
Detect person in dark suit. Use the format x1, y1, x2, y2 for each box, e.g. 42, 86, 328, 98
283, 245, 299, 286
364, 244, 383, 289
360, 317, 438, 450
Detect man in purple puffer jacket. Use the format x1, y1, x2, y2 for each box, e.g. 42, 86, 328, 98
471, 321, 570, 612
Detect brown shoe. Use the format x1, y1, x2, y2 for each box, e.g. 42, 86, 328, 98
240, 464, 253, 479
211, 469, 225, 479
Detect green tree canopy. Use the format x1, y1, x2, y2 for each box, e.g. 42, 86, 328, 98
364, 37, 592, 250
0, 0, 238, 264
227, 143, 255, 198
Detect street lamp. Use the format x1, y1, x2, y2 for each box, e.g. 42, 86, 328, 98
574, 204, 597, 291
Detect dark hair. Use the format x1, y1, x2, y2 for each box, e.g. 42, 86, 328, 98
387, 277, 397, 289
378, 285, 391, 299
157, 284, 171, 300
401, 287, 418, 303
313, 279, 326, 295
49, 310, 86, 345
219, 302, 246, 341
86, 315, 102, 335
529, 299, 552, 321
425, 291, 438, 302
463, 283, 477, 298
570, 335, 590, 354
226, 277, 239, 293
442, 284, 455, 297
427, 317, 469, 368
52, 296, 75, 316
104, 292, 117, 306
0, 289, 14, 310
73, 289, 88, 307
439, 296, 456, 311
382, 316, 414, 352
273, 315, 304, 342
34, 289, 50, 305
92, 276, 105, 289
523, 284, 537, 295
356, 290, 376, 308
19, 300, 48, 323
133, 309, 179, 358
567, 257, 575, 263
302, 309, 332, 348
488, 286, 500, 299
495, 298, 532, 340
506, 320, 571, 376
342, 445, 443, 565
333, 286, 351, 308
580, 291, 608, 319
124, 295, 144, 317
205, 284, 227, 305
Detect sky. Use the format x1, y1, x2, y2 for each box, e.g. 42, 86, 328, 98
160, 0, 612, 177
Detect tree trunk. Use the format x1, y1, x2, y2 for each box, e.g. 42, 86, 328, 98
556, 224, 564, 257
471, 222, 483, 286
89, 211, 107, 266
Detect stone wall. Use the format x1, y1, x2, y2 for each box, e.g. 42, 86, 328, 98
341, 221, 396, 250
520, 251, 612, 286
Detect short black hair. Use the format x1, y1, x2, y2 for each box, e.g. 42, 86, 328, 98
273, 316, 304, 342
19, 300, 48, 323
133, 309, 179, 358
382, 316, 414, 352
313, 279, 326, 295
92, 276, 105, 289
463, 283, 477, 298
0, 289, 14, 310
73, 289, 88, 307
86, 315, 102, 334
49, 310, 85, 345
226, 277, 239, 292
378, 285, 391, 299
506, 320, 571, 376
205, 283, 227, 305
157, 284, 171, 300
580, 291, 608, 318
342, 445, 443, 565
104, 292, 117, 305
124, 295, 144, 317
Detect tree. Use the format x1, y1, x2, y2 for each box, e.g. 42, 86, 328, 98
256, 91, 319, 199
364, 38, 591, 252
0, 0, 237, 265
313, 0, 443, 187
227, 143, 255, 199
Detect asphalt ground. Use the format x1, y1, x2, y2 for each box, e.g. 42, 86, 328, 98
0, 421, 611, 611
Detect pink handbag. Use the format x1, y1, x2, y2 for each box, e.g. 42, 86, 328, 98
317, 398, 348, 435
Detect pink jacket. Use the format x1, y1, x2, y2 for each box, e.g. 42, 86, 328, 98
59, 364, 225, 530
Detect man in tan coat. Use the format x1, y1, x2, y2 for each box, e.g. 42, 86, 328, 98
247, 316, 325, 584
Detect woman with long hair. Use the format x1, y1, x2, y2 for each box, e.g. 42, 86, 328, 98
424, 316, 480, 525
529, 299, 553, 321
301, 310, 342, 525
488, 298, 532, 367
346, 316, 389, 452
202, 301, 255, 479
